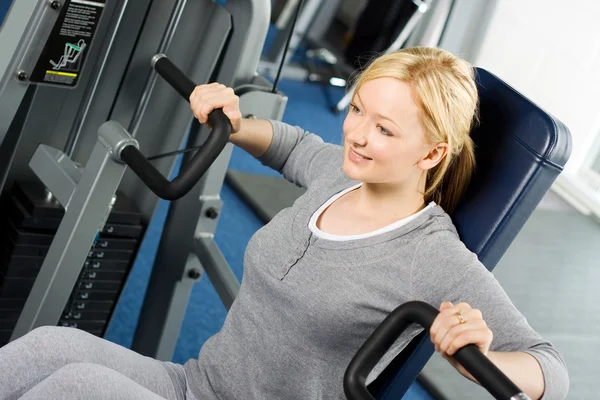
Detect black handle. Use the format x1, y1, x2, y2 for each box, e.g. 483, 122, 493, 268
344, 301, 529, 400
119, 54, 231, 200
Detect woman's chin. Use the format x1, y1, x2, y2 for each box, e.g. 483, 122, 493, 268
342, 161, 366, 181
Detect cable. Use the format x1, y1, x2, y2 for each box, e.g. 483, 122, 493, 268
147, 145, 201, 161
146, 84, 272, 162
271, 0, 304, 93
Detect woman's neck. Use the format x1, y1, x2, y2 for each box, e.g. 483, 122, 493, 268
349, 181, 427, 222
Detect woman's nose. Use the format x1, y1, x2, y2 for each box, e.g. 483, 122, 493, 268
346, 124, 369, 147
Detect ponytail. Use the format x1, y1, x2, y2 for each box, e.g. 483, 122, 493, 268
425, 137, 476, 215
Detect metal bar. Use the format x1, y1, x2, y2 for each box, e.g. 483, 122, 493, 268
275, 0, 301, 29
220, 0, 271, 85
153, 253, 202, 361
10, 121, 131, 341
64, 0, 131, 156
29, 144, 81, 206
193, 235, 240, 309
128, 0, 188, 135
131, 142, 234, 360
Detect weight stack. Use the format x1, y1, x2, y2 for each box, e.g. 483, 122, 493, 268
0, 181, 144, 347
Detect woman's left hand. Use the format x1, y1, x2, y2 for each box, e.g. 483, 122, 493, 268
430, 301, 494, 379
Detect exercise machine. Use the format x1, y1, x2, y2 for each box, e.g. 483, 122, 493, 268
258, 0, 446, 111
259, 0, 350, 87
8, 54, 233, 340
345, 301, 532, 400
0, 0, 287, 361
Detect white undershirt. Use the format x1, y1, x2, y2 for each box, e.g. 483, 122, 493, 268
308, 183, 436, 241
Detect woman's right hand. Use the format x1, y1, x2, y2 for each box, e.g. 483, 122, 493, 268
189, 83, 242, 133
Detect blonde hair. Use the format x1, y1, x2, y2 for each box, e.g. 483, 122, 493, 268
353, 47, 479, 214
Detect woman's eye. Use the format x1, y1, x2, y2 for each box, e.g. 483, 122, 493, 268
350, 104, 362, 115
378, 125, 391, 136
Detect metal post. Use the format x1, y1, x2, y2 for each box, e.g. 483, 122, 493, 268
263, 0, 322, 65
193, 235, 240, 309
10, 121, 136, 341
128, 0, 188, 136
63, 0, 131, 157
131, 142, 234, 361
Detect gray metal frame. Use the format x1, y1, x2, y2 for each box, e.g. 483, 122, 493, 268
10, 121, 137, 340
0, 0, 141, 195
127, 0, 276, 361
3, 0, 285, 364
9, 84, 287, 346
0, 0, 62, 192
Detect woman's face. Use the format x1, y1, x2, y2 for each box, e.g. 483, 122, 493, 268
342, 77, 446, 187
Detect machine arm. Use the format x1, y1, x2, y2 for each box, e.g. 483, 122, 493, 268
119, 54, 231, 200
344, 301, 530, 400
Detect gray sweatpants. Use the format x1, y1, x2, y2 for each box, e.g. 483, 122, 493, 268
0, 326, 191, 400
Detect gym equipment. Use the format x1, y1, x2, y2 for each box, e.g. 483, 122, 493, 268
344, 301, 532, 400
260, 0, 349, 86
225, 67, 572, 399
0, 0, 286, 356
260, 0, 442, 111
333, 0, 433, 112
8, 55, 231, 340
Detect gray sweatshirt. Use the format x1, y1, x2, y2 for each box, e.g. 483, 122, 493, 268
183, 120, 569, 400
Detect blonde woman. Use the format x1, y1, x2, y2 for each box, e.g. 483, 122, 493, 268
0, 47, 568, 400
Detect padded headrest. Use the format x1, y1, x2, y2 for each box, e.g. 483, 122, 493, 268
453, 68, 572, 270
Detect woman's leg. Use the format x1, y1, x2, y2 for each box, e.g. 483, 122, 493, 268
19, 363, 169, 400
0, 326, 186, 400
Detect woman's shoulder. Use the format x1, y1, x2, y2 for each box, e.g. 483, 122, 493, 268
416, 207, 478, 264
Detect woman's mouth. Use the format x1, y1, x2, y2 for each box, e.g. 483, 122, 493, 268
349, 148, 372, 163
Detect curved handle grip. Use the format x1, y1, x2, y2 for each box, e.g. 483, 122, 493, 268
343, 301, 530, 400
119, 54, 231, 200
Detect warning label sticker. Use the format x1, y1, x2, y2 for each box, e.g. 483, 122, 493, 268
29, 0, 106, 87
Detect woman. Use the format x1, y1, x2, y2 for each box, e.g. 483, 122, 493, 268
0, 47, 568, 400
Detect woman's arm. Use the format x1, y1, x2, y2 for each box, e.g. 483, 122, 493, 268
430, 301, 546, 399
189, 83, 342, 189
412, 229, 569, 400
485, 351, 545, 398
229, 118, 274, 158
189, 83, 273, 158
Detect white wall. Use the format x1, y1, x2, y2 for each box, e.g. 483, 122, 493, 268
472, 0, 600, 174
454, 0, 600, 216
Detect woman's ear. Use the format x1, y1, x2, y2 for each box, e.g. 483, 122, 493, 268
417, 143, 449, 171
